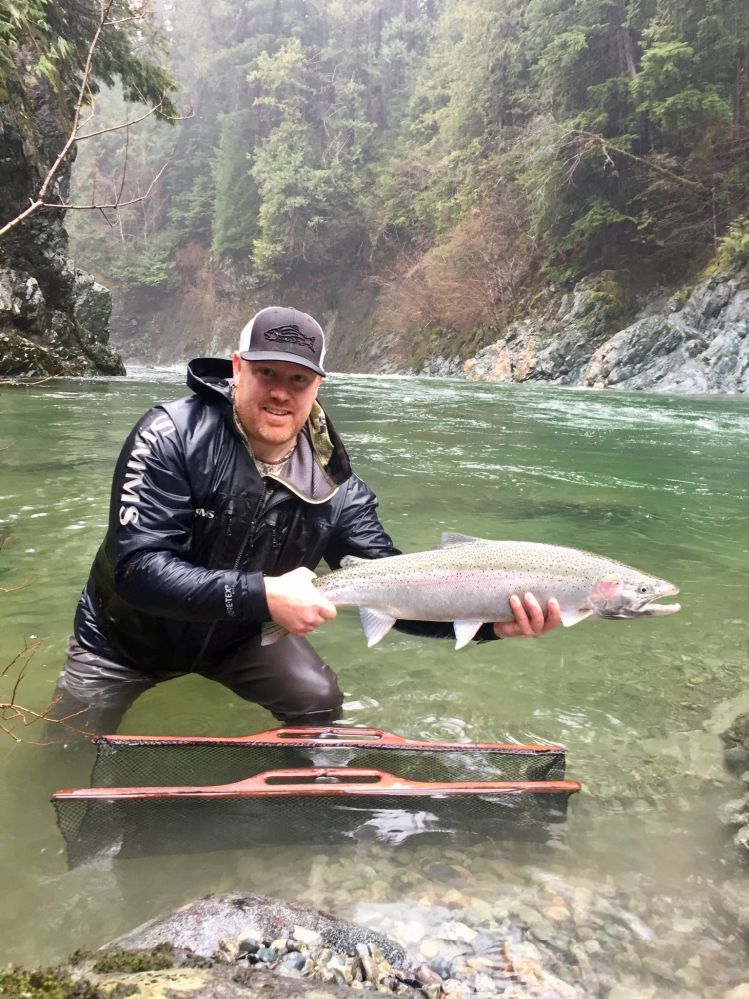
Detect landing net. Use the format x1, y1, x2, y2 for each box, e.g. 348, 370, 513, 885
53, 768, 580, 868
90, 726, 567, 788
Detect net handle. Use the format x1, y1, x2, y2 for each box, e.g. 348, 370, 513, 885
275, 726, 395, 742
53, 768, 581, 799
95, 725, 566, 754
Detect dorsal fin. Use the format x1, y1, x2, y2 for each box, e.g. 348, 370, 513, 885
340, 555, 368, 568
438, 531, 485, 549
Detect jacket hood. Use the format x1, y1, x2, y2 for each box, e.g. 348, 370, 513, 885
187, 357, 234, 403
185, 357, 353, 491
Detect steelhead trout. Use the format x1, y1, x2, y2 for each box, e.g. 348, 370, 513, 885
262, 532, 680, 650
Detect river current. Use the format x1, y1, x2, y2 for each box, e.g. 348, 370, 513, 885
1, 372, 748, 987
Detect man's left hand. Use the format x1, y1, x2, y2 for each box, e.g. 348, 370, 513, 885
493, 594, 562, 639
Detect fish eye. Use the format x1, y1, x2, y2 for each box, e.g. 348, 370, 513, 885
638, 584, 650, 594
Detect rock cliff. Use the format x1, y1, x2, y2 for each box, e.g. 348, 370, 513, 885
438, 265, 749, 395
0, 69, 124, 377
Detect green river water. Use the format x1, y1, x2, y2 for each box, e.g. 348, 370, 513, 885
1, 372, 748, 986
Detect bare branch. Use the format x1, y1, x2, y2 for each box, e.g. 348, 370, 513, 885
0, 1, 191, 238
37, 0, 117, 204
1, 540, 93, 743
0, 0, 115, 237
0, 697, 93, 744
40, 157, 171, 212
76, 99, 166, 141
1, 636, 45, 680
0, 375, 57, 388
116, 115, 131, 207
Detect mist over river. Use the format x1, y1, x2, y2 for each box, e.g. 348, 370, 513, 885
1, 372, 748, 990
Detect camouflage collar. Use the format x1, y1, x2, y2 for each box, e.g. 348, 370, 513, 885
308, 400, 334, 467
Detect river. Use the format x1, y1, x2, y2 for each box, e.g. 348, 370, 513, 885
1, 371, 748, 990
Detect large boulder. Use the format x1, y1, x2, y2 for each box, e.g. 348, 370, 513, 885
584, 268, 749, 393
104, 893, 406, 968
462, 271, 627, 386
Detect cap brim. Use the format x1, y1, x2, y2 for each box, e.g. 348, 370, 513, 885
239, 350, 326, 376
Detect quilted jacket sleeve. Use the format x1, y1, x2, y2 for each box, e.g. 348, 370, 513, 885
107, 407, 269, 623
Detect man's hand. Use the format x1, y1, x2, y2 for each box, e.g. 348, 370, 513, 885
493, 593, 562, 639
264, 567, 337, 637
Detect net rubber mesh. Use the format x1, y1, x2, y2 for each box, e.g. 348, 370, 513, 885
90, 726, 567, 788
53, 728, 577, 867
53, 773, 580, 868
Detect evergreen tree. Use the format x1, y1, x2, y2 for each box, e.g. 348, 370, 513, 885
211, 110, 261, 261
63, 0, 749, 307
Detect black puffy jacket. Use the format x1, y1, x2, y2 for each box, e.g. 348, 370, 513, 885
73, 358, 400, 673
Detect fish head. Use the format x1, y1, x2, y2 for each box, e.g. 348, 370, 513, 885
588, 572, 681, 620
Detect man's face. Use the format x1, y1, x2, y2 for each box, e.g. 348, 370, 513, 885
232, 354, 323, 461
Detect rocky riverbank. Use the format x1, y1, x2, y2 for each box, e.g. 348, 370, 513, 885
716, 706, 749, 940
421, 264, 749, 395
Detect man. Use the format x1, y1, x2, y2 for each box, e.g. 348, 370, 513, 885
51, 306, 561, 734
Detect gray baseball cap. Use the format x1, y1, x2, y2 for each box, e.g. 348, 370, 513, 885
238, 306, 326, 376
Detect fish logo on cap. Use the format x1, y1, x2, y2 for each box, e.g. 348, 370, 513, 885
263, 325, 316, 353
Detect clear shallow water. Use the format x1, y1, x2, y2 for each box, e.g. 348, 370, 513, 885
1, 372, 748, 978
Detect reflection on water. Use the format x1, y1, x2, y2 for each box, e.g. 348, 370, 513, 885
1, 373, 748, 984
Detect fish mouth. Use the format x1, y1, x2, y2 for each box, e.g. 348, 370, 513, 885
637, 584, 681, 617
597, 584, 681, 619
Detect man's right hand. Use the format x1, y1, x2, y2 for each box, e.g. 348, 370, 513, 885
263, 567, 337, 637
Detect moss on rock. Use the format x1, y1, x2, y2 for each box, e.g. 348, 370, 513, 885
92, 948, 177, 976
0, 967, 106, 999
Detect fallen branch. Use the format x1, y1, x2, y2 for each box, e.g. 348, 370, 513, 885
1, 696, 92, 744
563, 128, 704, 190
1, 543, 92, 743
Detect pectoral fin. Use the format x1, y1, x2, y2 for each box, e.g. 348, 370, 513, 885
359, 607, 397, 647
559, 607, 594, 627
453, 619, 485, 649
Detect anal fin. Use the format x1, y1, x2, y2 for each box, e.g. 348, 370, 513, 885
453, 619, 484, 650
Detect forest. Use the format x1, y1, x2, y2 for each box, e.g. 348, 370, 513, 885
3, 0, 749, 366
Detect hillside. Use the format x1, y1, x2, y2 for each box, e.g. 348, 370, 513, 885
2, 0, 748, 389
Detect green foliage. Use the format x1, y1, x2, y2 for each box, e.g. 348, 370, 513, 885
210, 111, 261, 261
559, 196, 637, 252
0, 0, 178, 118
250, 113, 336, 279
0, 0, 52, 80
107, 232, 179, 292
92, 946, 175, 974
715, 218, 749, 270
63, 0, 749, 306
633, 42, 731, 143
